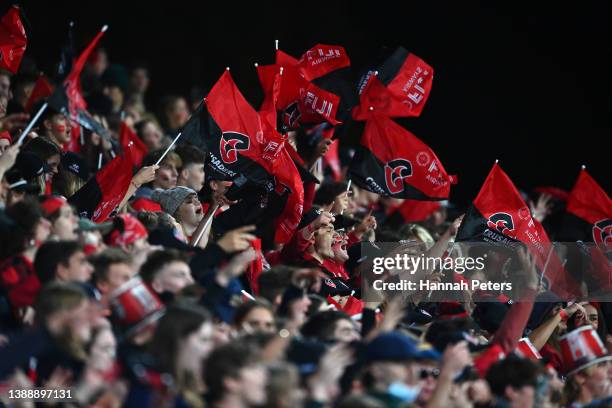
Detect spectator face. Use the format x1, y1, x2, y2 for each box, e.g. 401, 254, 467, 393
0, 74, 10, 99
46, 154, 61, 181
52, 203, 78, 240
130, 68, 149, 94
99, 262, 134, 295
578, 361, 612, 400
0, 95, 7, 116
0, 138, 10, 154
239, 307, 275, 334
167, 98, 189, 129
575, 304, 599, 330
178, 321, 215, 367
314, 224, 335, 259
234, 363, 268, 406
140, 121, 163, 151
67, 298, 96, 344
414, 361, 440, 405
34, 217, 52, 245
505, 384, 535, 408
333, 318, 359, 343
151, 260, 194, 294
57, 250, 94, 282
180, 163, 205, 192
176, 193, 203, 227
87, 327, 117, 374
332, 232, 349, 263
45, 114, 71, 145
155, 162, 178, 189
103, 85, 124, 109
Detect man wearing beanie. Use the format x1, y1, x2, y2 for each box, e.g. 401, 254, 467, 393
152, 186, 205, 245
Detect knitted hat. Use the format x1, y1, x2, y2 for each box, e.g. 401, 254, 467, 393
151, 186, 196, 216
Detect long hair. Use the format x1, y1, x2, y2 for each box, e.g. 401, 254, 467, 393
0, 199, 44, 259
149, 303, 211, 391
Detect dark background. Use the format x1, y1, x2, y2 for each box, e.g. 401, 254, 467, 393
18, 1, 611, 206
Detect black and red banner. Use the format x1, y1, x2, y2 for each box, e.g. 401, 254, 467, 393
353, 47, 433, 120
558, 169, 611, 291
47, 27, 108, 152
69, 143, 134, 223
257, 61, 341, 133
348, 115, 455, 199
0, 5, 27, 74
181, 71, 304, 244
456, 163, 581, 298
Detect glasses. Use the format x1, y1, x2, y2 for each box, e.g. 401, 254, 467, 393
419, 368, 440, 380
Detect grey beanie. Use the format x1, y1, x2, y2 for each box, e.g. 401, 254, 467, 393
151, 186, 197, 216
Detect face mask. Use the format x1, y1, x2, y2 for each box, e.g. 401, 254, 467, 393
387, 382, 421, 403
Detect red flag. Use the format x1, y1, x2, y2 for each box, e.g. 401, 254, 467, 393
566, 169, 611, 243
64, 27, 107, 152
561, 169, 611, 291
275, 44, 350, 81
348, 115, 456, 199
456, 163, 581, 299
119, 122, 147, 167
24, 75, 54, 112
69, 145, 134, 223
353, 50, 433, 120
0, 6, 27, 74
389, 199, 442, 223
204, 71, 304, 244
257, 63, 341, 132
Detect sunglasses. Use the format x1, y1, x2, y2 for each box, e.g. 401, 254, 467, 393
419, 368, 440, 380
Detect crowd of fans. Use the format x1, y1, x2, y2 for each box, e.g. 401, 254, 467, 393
0, 40, 610, 408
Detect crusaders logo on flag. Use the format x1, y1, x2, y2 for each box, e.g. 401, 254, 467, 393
592, 219, 612, 252
487, 212, 516, 237
220, 132, 250, 164
384, 159, 413, 194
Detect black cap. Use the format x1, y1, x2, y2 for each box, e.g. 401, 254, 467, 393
16, 152, 49, 177
61, 152, 90, 181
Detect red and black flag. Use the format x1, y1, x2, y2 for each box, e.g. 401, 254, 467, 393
558, 168, 611, 291
68, 143, 134, 223
353, 47, 433, 120
119, 122, 147, 168
560, 168, 611, 246
47, 26, 108, 152
257, 61, 341, 133
24, 74, 53, 112
181, 70, 304, 243
386, 199, 442, 225
276, 44, 351, 81
347, 115, 456, 199
0, 5, 27, 74
456, 163, 581, 298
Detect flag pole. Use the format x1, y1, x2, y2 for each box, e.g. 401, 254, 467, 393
155, 132, 182, 165
192, 204, 219, 247
16, 102, 48, 145
340, 179, 352, 215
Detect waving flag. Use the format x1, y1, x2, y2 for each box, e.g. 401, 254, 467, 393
0, 5, 27, 74
47, 26, 108, 152
558, 168, 611, 292
69, 144, 134, 223
353, 47, 433, 120
456, 163, 581, 299
348, 115, 456, 199
275, 44, 350, 81
119, 122, 147, 168
181, 70, 304, 243
24, 74, 54, 112
257, 62, 341, 133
